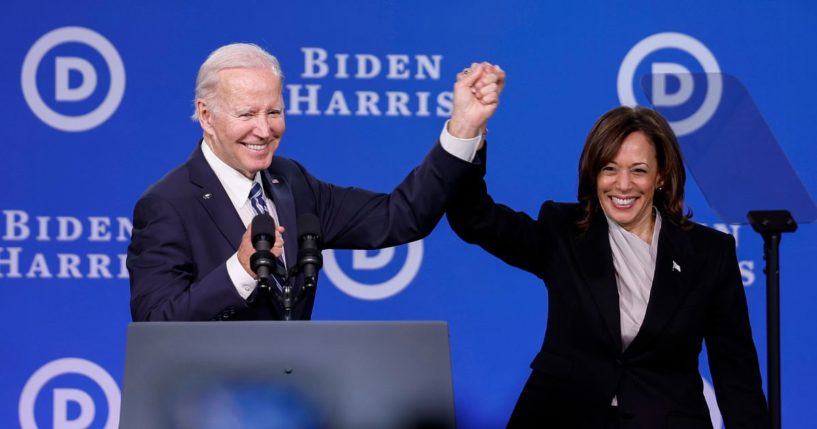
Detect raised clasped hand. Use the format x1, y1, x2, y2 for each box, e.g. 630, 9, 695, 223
448, 62, 506, 140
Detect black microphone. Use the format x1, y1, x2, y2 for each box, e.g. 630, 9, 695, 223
296, 214, 322, 289
250, 214, 276, 288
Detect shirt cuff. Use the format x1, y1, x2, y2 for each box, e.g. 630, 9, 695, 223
439, 120, 482, 163
227, 252, 257, 300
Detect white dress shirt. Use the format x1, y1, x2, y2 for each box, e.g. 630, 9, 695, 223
201, 141, 283, 299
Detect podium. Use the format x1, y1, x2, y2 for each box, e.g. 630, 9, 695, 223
120, 321, 455, 429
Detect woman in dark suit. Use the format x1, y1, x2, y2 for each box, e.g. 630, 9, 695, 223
447, 106, 770, 428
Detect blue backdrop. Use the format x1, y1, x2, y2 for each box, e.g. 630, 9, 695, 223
2, 1, 816, 427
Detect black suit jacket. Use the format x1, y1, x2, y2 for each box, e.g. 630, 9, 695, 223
128, 141, 479, 321
446, 165, 769, 428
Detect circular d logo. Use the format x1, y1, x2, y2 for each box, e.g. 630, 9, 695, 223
324, 240, 424, 300
21, 26, 126, 132
19, 357, 120, 429
617, 32, 721, 136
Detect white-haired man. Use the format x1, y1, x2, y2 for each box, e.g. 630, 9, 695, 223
128, 43, 504, 321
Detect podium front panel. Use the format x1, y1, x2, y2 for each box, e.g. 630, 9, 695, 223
121, 321, 455, 429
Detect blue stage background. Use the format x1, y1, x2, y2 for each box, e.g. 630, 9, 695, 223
2, 1, 816, 427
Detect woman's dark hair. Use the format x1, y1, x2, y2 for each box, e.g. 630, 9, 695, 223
576, 106, 692, 230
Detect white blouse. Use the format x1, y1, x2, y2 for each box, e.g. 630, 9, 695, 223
606, 209, 662, 351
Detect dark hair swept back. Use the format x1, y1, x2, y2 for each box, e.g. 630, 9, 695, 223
576, 106, 692, 231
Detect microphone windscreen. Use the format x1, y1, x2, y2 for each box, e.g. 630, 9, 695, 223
251, 214, 275, 246
297, 213, 321, 237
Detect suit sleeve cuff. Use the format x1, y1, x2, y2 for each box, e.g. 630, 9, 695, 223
227, 252, 257, 300
440, 120, 482, 163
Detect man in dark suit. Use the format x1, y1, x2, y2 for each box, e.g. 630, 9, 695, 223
127, 43, 504, 321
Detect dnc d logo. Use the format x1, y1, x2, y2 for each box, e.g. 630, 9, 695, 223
21, 27, 126, 132
324, 240, 424, 300
617, 32, 721, 136
19, 357, 120, 429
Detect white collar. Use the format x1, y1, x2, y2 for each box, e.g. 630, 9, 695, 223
200, 140, 264, 210
605, 207, 662, 249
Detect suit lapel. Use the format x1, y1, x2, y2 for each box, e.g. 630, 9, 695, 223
264, 171, 298, 271
187, 144, 245, 250
575, 214, 623, 352
625, 221, 698, 355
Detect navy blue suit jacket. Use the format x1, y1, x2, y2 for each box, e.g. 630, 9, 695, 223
128, 141, 479, 321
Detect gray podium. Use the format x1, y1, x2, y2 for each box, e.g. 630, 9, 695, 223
120, 321, 455, 429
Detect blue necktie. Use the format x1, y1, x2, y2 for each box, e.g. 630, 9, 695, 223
249, 182, 268, 216
248, 182, 286, 294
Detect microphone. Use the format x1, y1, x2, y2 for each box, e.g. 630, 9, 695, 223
250, 214, 276, 288
296, 214, 322, 289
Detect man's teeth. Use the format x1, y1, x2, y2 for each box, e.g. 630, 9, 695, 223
246, 144, 266, 151
612, 197, 635, 205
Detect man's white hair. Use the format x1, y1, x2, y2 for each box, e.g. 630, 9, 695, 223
191, 43, 284, 120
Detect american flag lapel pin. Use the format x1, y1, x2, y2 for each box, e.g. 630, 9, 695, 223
672, 260, 681, 273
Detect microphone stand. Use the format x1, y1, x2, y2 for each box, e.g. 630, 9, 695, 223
270, 264, 318, 322
281, 282, 294, 321
273, 262, 295, 321
747, 209, 797, 429
252, 259, 296, 321
250, 214, 321, 321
